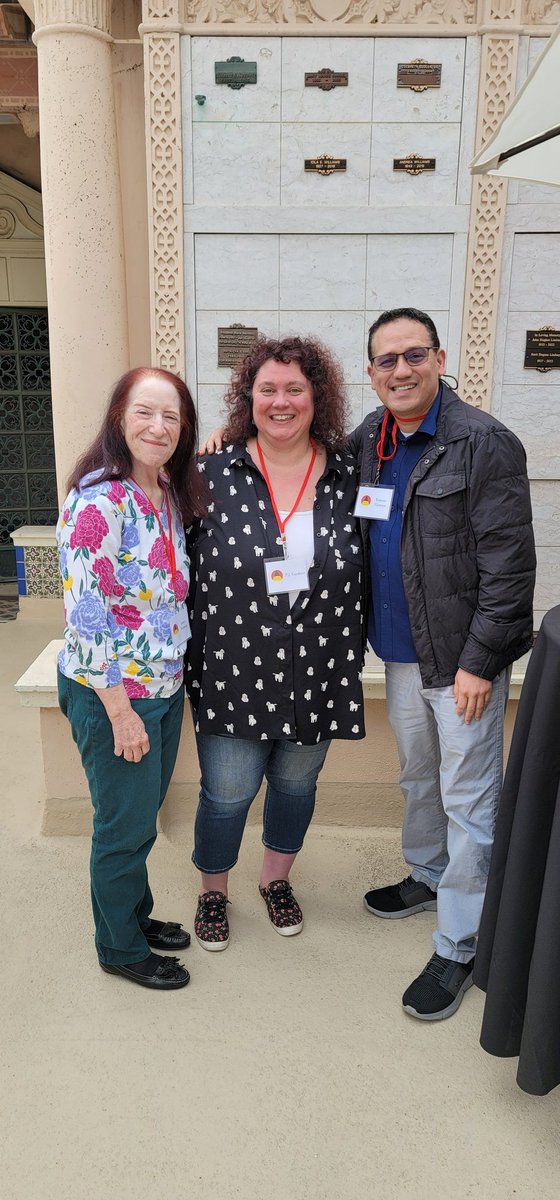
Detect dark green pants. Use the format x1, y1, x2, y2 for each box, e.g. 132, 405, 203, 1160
58, 672, 184, 965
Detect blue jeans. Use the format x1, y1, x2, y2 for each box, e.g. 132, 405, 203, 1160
193, 733, 331, 874
385, 662, 510, 963
58, 672, 184, 965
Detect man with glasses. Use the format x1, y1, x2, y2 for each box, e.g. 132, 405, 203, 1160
349, 307, 535, 1021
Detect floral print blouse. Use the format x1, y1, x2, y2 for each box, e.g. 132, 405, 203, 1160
56, 476, 190, 698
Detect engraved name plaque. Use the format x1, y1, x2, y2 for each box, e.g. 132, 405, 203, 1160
215, 57, 257, 90
524, 327, 560, 373
217, 324, 259, 369
397, 61, 442, 92
304, 155, 347, 176
393, 154, 436, 176
304, 68, 349, 91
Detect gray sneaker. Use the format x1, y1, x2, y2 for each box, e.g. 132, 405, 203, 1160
364, 874, 437, 919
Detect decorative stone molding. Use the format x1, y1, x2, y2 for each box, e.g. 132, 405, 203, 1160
142, 2, 185, 374
183, 0, 477, 25
459, 32, 518, 408
522, 0, 560, 20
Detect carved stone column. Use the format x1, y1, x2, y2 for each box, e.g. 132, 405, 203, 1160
459, 1, 523, 409
140, 2, 185, 376
32, 0, 129, 499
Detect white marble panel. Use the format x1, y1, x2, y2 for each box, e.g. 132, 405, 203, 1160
502, 312, 560, 386
278, 310, 366, 385
456, 36, 480, 207
509, 234, 560, 312
190, 37, 281, 123
372, 38, 465, 124
196, 309, 279, 386
515, 40, 559, 204
195, 235, 279, 310
281, 123, 371, 207
279, 234, 366, 312
370, 124, 461, 207
496, 386, 560, 437
365, 234, 453, 311
281, 38, 374, 123
534, 547, 560, 612
346, 385, 365, 430
180, 36, 194, 206
530, 480, 560, 545
193, 124, 281, 206
197, 385, 229, 444
506, 431, 560, 481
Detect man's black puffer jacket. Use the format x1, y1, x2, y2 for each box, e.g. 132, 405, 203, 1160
348, 382, 536, 687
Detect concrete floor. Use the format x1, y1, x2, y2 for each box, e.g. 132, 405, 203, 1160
1, 616, 559, 1200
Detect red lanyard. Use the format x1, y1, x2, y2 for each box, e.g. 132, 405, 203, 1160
375, 406, 431, 482
256, 439, 317, 550
130, 477, 178, 592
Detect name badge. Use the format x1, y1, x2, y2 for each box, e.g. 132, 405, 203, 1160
264, 556, 310, 596
171, 606, 191, 651
353, 485, 395, 521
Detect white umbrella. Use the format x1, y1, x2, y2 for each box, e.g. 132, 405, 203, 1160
471, 24, 560, 186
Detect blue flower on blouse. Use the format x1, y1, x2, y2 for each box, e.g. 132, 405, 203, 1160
59, 547, 68, 574
70, 591, 109, 640
120, 524, 140, 550
117, 562, 142, 587
106, 661, 122, 686
147, 604, 172, 642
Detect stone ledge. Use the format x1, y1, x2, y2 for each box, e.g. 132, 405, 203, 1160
15, 639, 530, 706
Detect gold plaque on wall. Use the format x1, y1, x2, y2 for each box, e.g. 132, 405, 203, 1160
217, 324, 259, 368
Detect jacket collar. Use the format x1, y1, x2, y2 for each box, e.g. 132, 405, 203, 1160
366, 381, 470, 445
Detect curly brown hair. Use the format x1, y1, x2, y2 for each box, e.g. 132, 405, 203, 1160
222, 336, 349, 451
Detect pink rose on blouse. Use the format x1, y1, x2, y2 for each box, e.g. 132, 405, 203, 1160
148, 535, 170, 572
107, 481, 127, 504
111, 603, 144, 630
173, 570, 188, 602
69, 504, 109, 553
93, 555, 125, 598
132, 489, 153, 516
122, 678, 151, 699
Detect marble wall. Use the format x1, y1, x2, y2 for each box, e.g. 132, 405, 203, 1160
182, 34, 475, 437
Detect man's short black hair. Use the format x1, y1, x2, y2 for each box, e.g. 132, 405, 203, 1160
367, 308, 441, 363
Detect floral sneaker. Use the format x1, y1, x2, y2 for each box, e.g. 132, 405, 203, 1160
194, 891, 230, 952
259, 879, 303, 937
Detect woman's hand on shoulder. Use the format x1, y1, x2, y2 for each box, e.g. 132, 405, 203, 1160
198, 427, 224, 455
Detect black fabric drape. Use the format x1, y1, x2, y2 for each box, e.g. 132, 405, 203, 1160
474, 605, 560, 1095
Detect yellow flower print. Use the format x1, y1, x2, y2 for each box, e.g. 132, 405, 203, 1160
63, 576, 73, 590
125, 662, 140, 676
141, 587, 152, 600
75, 674, 87, 686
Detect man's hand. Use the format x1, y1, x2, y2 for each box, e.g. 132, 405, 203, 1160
453, 668, 492, 724
198, 426, 224, 455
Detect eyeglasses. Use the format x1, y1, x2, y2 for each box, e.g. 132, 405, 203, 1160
370, 346, 435, 372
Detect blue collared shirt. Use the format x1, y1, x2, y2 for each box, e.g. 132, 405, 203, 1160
368, 389, 441, 662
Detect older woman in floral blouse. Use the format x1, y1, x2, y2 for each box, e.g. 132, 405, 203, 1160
57, 366, 205, 990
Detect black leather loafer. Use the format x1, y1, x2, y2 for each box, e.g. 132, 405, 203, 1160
100, 955, 190, 990
144, 920, 191, 950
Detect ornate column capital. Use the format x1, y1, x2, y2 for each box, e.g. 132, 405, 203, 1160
33, 1, 111, 37
480, 0, 523, 22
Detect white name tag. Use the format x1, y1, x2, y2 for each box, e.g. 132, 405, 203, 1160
353, 485, 395, 521
171, 606, 191, 651
264, 556, 310, 596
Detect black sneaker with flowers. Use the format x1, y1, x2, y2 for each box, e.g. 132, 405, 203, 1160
194, 890, 230, 952
259, 879, 303, 937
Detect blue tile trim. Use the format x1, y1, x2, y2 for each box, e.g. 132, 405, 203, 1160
17, 578, 27, 597
15, 547, 25, 563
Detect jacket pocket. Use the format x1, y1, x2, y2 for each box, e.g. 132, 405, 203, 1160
415, 471, 467, 537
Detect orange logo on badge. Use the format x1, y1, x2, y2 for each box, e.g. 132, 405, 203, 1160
360, 494, 372, 506
271, 569, 284, 582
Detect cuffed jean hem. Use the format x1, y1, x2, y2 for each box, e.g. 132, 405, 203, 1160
191, 854, 239, 875
97, 949, 153, 967
262, 836, 304, 854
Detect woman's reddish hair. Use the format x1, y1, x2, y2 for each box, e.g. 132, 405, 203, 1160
66, 367, 206, 524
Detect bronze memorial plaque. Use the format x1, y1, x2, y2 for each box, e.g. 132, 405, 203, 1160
304, 68, 349, 91
397, 60, 442, 92
304, 155, 347, 176
217, 324, 259, 369
393, 154, 436, 176
524, 327, 560, 373
214, 57, 257, 89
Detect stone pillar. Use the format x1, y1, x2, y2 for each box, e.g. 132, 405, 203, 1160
459, 0, 522, 410
32, 1, 129, 501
